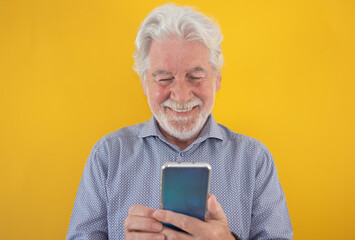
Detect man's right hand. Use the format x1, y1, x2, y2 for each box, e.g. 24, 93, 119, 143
124, 205, 164, 240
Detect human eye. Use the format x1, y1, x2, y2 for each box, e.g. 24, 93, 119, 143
158, 77, 174, 85
187, 74, 205, 84
189, 76, 203, 80
152, 70, 174, 85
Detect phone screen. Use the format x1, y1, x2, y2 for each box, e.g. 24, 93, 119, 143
162, 165, 210, 222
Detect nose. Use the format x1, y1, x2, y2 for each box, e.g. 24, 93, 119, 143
169, 76, 194, 103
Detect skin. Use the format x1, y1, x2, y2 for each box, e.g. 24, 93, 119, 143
124, 37, 234, 240
124, 195, 235, 240
143, 37, 221, 150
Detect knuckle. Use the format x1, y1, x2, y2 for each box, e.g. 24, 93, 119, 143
207, 228, 222, 240
128, 204, 140, 215
123, 217, 131, 229
210, 231, 219, 239
124, 232, 132, 240
168, 231, 178, 240
128, 206, 135, 215
180, 216, 190, 231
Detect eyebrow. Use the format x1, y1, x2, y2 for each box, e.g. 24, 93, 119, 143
152, 70, 173, 77
187, 66, 207, 74
152, 66, 207, 77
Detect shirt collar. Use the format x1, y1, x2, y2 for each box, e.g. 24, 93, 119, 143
139, 116, 163, 139
139, 114, 223, 143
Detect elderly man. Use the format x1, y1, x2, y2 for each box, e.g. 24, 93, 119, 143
67, 4, 293, 240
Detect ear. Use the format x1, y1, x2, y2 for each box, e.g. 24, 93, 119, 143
215, 73, 222, 92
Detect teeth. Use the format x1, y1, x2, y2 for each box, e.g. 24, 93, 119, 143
172, 107, 194, 112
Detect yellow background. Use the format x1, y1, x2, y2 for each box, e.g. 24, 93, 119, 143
1, 0, 354, 239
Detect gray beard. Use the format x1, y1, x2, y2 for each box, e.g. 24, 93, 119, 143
155, 112, 209, 141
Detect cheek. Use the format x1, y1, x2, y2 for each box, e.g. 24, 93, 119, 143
149, 86, 170, 105
195, 85, 215, 104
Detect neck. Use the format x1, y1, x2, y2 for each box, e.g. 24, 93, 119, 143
159, 126, 199, 151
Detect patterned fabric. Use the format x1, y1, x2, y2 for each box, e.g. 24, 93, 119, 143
67, 115, 293, 240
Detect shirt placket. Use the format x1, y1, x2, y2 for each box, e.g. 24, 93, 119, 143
176, 151, 187, 162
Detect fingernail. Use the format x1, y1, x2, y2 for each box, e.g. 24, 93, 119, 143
153, 222, 162, 231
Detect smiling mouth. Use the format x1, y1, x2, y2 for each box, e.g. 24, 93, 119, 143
172, 106, 195, 112
166, 106, 198, 114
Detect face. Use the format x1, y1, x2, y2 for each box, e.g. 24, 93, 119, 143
143, 37, 221, 142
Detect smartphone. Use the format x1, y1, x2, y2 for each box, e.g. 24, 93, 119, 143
161, 162, 211, 231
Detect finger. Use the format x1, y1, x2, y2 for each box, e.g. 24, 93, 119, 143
153, 209, 206, 235
125, 231, 164, 240
207, 194, 227, 222
160, 225, 193, 240
128, 204, 156, 217
124, 215, 163, 233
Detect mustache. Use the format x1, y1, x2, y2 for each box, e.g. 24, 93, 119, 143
161, 97, 203, 111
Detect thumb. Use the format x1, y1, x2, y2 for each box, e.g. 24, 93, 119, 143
207, 194, 227, 222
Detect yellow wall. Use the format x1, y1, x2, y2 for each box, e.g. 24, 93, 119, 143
1, 0, 354, 239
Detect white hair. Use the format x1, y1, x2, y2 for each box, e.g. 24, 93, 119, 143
133, 3, 224, 82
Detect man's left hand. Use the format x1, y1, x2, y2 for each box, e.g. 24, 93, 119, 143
153, 194, 235, 240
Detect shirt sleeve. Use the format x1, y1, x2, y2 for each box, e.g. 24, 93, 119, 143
66, 144, 109, 240
249, 149, 293, 240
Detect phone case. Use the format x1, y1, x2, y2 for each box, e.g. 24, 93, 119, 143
161, 162, 211, 231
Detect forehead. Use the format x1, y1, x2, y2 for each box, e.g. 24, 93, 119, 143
148, 38, 211, 71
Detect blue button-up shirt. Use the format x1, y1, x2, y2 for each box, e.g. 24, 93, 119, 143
67, 115, 293, 239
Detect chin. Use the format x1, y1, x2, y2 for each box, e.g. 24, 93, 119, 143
157, 113, 209, 141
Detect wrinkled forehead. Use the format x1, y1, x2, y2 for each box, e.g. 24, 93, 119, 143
148, 38, 211, 73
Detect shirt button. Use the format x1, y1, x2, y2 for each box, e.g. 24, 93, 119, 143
180, 152, 185, 157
